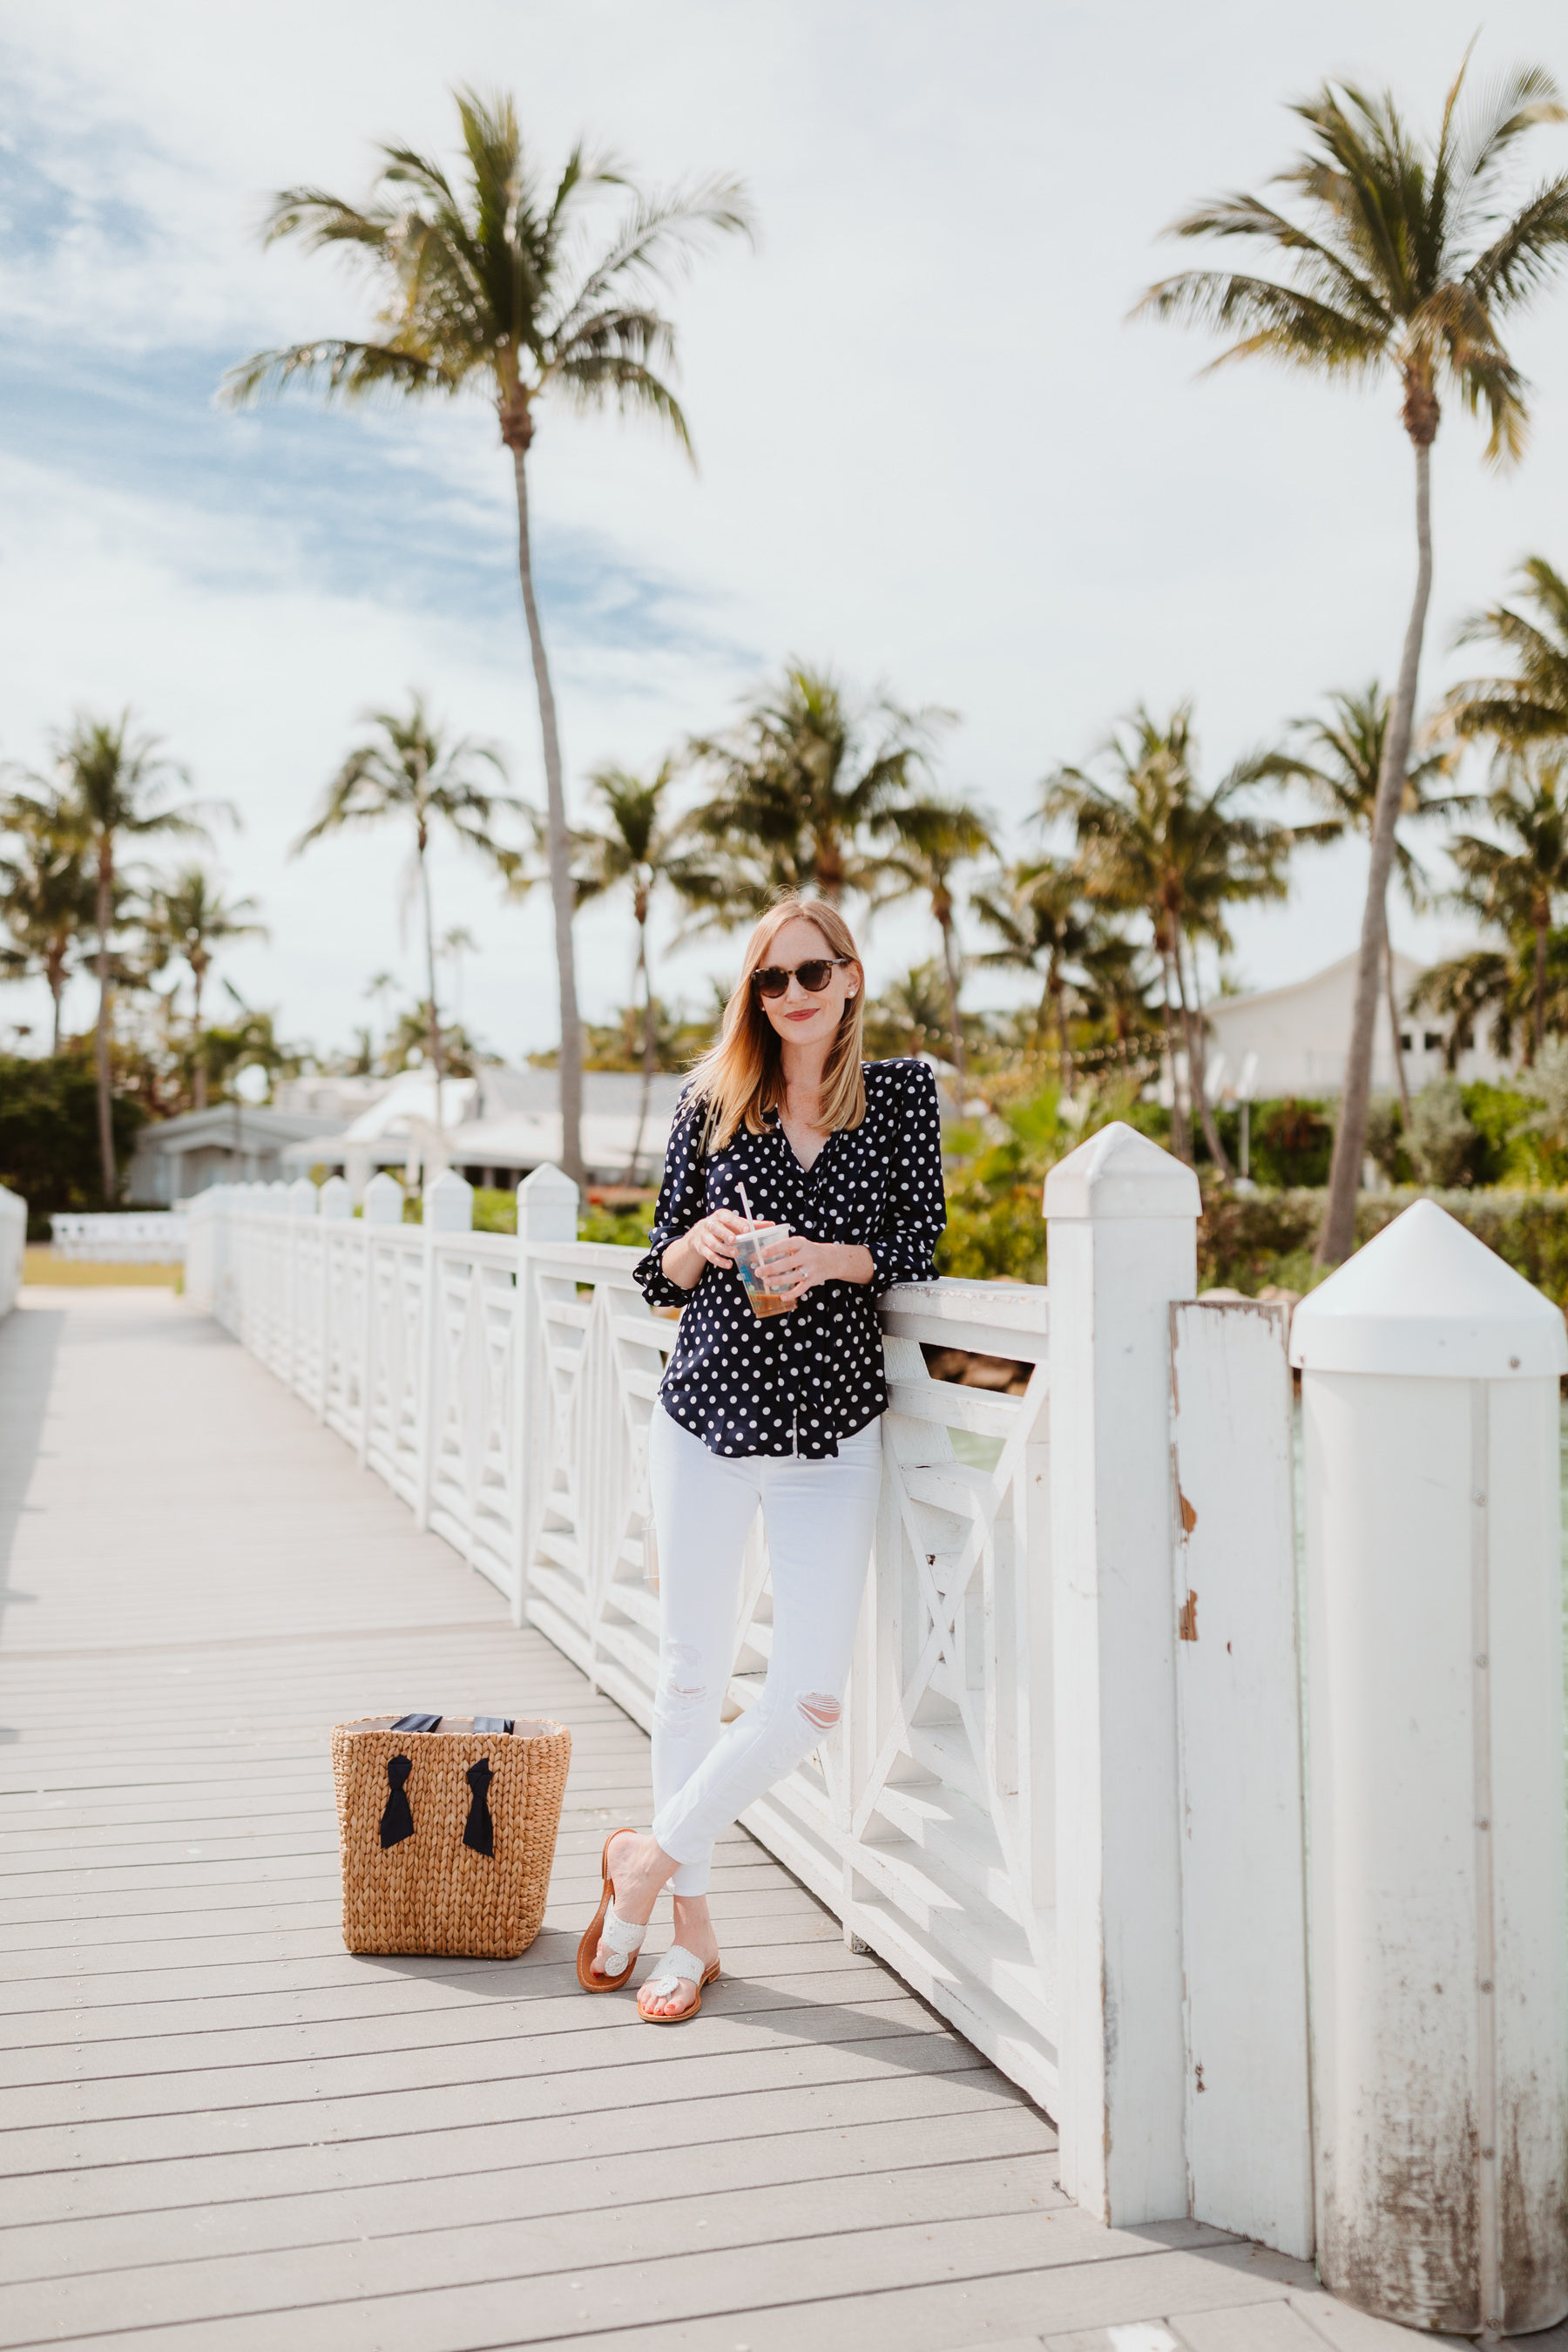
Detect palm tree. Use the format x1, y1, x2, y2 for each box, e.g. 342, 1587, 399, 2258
1443, 555, 1568, 747
294, 696, 514, 1120
1444, 749, 1568, 1059
970, 855, 1098, 1085
869, 793, 995, 1084
1261, 683, 1455, 1120
1047, 706, 1293, 1174
145, 868, 267, 1109
224, 91, 752, 1187
0, 781, 94, 1052
1139, 55, 1568, 1258
579, 761, 685, 1177
684, 664, 946, 916
53, 713, 215, 1197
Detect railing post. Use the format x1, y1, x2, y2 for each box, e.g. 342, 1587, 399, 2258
512, 1165, 579, 1628
287, 1178, 318, 1401
318, 1177, 352, 1425
358, 1173, 402, 1466
415, 1173, 473, 1531
1291, 1200, 1568, 2337
1044, 1120, 1199, 2228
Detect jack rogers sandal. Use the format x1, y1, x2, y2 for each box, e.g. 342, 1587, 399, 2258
575, 1828, 646, 1991
639, 1945, 721, 2024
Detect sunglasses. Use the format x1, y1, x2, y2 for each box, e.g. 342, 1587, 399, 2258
751, 957, 853, 1000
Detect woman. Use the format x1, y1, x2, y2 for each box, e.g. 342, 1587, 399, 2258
576, 896, 946, 2021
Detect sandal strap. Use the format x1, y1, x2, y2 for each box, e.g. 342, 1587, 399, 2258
600, 1903, 647, 1965
644, 1943, 707, 1997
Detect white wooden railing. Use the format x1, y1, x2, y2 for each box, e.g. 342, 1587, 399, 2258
186, 1165, 1058, 2100
51, 1211, 188, 1261
0, 1184, 24, 1315
186, 1132, 1327, 2264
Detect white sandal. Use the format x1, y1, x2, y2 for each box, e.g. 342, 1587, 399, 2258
639, 1943, 720, 2024
576, 1828, 648, 1991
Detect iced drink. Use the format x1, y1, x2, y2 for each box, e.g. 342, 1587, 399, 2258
733, 1224, 794, 1318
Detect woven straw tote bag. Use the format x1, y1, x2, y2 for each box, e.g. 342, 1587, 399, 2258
333, 1713, 571, 1957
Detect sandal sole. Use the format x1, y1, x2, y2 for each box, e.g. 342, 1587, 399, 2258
575, 1828, 639, 1991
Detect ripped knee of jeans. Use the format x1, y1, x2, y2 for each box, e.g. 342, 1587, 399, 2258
795, 1690, 841, 1734
654, 1642, 707, 1733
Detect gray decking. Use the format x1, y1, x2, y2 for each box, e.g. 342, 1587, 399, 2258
0, 1286, 1532, 2351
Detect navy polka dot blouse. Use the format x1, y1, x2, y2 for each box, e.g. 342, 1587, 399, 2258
634, 1058, 946, 1460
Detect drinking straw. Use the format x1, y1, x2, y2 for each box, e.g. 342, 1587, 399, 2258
737, 1180, 756, 1229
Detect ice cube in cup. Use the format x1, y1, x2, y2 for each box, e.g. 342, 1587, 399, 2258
733, 1224, 794, 1318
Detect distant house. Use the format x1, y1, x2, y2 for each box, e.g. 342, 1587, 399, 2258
1202, 950, 1514, 1102
280, 1064, 693, 1193
125, 1105, 346, 1205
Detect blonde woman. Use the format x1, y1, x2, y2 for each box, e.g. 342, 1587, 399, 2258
575, 896, 946, 2021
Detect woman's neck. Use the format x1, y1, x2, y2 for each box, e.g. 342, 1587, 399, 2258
779, 1039, 830, 1112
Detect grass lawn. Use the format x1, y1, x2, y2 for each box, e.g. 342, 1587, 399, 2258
24, 1247, 183, 1289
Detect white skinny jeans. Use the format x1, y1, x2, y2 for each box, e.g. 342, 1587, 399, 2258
647, 1404, 883, 1896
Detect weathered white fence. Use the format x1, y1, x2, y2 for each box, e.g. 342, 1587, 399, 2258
186, 1125, 1318, 2265
50, 1211, 188, 1261
0, 1184, 25, 1316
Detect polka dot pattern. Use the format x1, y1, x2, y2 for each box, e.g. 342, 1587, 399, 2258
634, 1058, 946, 1462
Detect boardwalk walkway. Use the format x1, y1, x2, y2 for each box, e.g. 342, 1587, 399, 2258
0, 1287, 1524, 2351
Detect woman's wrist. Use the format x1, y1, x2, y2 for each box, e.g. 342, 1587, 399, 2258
832, 1243, 875, 1287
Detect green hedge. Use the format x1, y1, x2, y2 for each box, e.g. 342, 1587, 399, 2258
0, 1053, 147, 1235
1200, 1186, 1568, 1305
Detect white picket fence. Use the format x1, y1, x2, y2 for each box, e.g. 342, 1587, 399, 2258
182, 1132, 1325, 2267
50, 1211, 188, 1262
0, 1184, 25, 1316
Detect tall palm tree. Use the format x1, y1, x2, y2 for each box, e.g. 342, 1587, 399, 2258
294, 696, 515, 1115
868, 793, 995, 1084
1047, 706, 1293, 1174
1261, 683, 1455, 1120
580, 760, 683, 1176
0, 781, 94, 1053
224, 91, 752, 1187
53, 714, 214, 1197
970, 855, 1098, 1086
145, 868, 268, 1109
1139, 56, 1568, 1258
1444, 749, 1568, 1058
684, 664, 946, 916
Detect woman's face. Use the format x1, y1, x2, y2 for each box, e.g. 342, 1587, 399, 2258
754, 916, 861, 1053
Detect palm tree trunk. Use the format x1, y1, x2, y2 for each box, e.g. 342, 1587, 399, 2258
93, 854, 114, 1200
1053, 972, 1071, 1092
1159, 950, 1191, 1163
418, 837, 445, 1130
936, 910, 968, 1086
1535, 910, 1548, 1060
1173, 929, 1233, 1178
47, 952, 64, 1057
1383, 922, 1411, 1125
1319, 437, 1434, 1264
511, 444, 585, 1189
192, 963, 208, 1112
627, 912, 655, 1181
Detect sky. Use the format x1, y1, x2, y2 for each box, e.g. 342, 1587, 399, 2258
5, 0, 1568, 1065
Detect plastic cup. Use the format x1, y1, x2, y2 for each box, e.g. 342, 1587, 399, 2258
733, 1224, 794, 1318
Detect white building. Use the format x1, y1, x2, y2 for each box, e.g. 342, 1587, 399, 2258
1202, 950, 1515, 1102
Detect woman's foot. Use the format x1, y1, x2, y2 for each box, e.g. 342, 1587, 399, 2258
591, 1830, 676, 1980
638, 1893, 721, 2020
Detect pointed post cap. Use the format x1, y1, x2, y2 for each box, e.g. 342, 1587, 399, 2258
1290, 1198, 1568, 1378
423, 1169, 474, 1233
362, 1172, 405, 1227
1044, 1120, 1202, 1222
287, 1177, 319, 1218
517, 1163, 578, 1246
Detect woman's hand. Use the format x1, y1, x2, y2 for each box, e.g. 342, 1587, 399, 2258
661, 1210, 771, 1292
766, 1234, 875, 1301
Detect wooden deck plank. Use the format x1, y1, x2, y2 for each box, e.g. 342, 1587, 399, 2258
0, 1289, 1438, 2351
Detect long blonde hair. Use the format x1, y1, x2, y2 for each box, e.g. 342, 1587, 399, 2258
687, 898, 868, 1152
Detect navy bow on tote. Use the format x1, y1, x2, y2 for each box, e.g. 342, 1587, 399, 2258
377, 1750, 499, 1856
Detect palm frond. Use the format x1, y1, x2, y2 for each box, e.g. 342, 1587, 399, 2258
1136, 269, 1387, 372
220, 340, 457, 409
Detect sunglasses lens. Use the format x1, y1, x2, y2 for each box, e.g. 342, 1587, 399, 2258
797, 962, 832, 992
754, 967, 788, 998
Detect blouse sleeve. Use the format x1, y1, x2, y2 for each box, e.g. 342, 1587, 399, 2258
633, 1089, 707, 1309
866, 1061, 947, 1295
